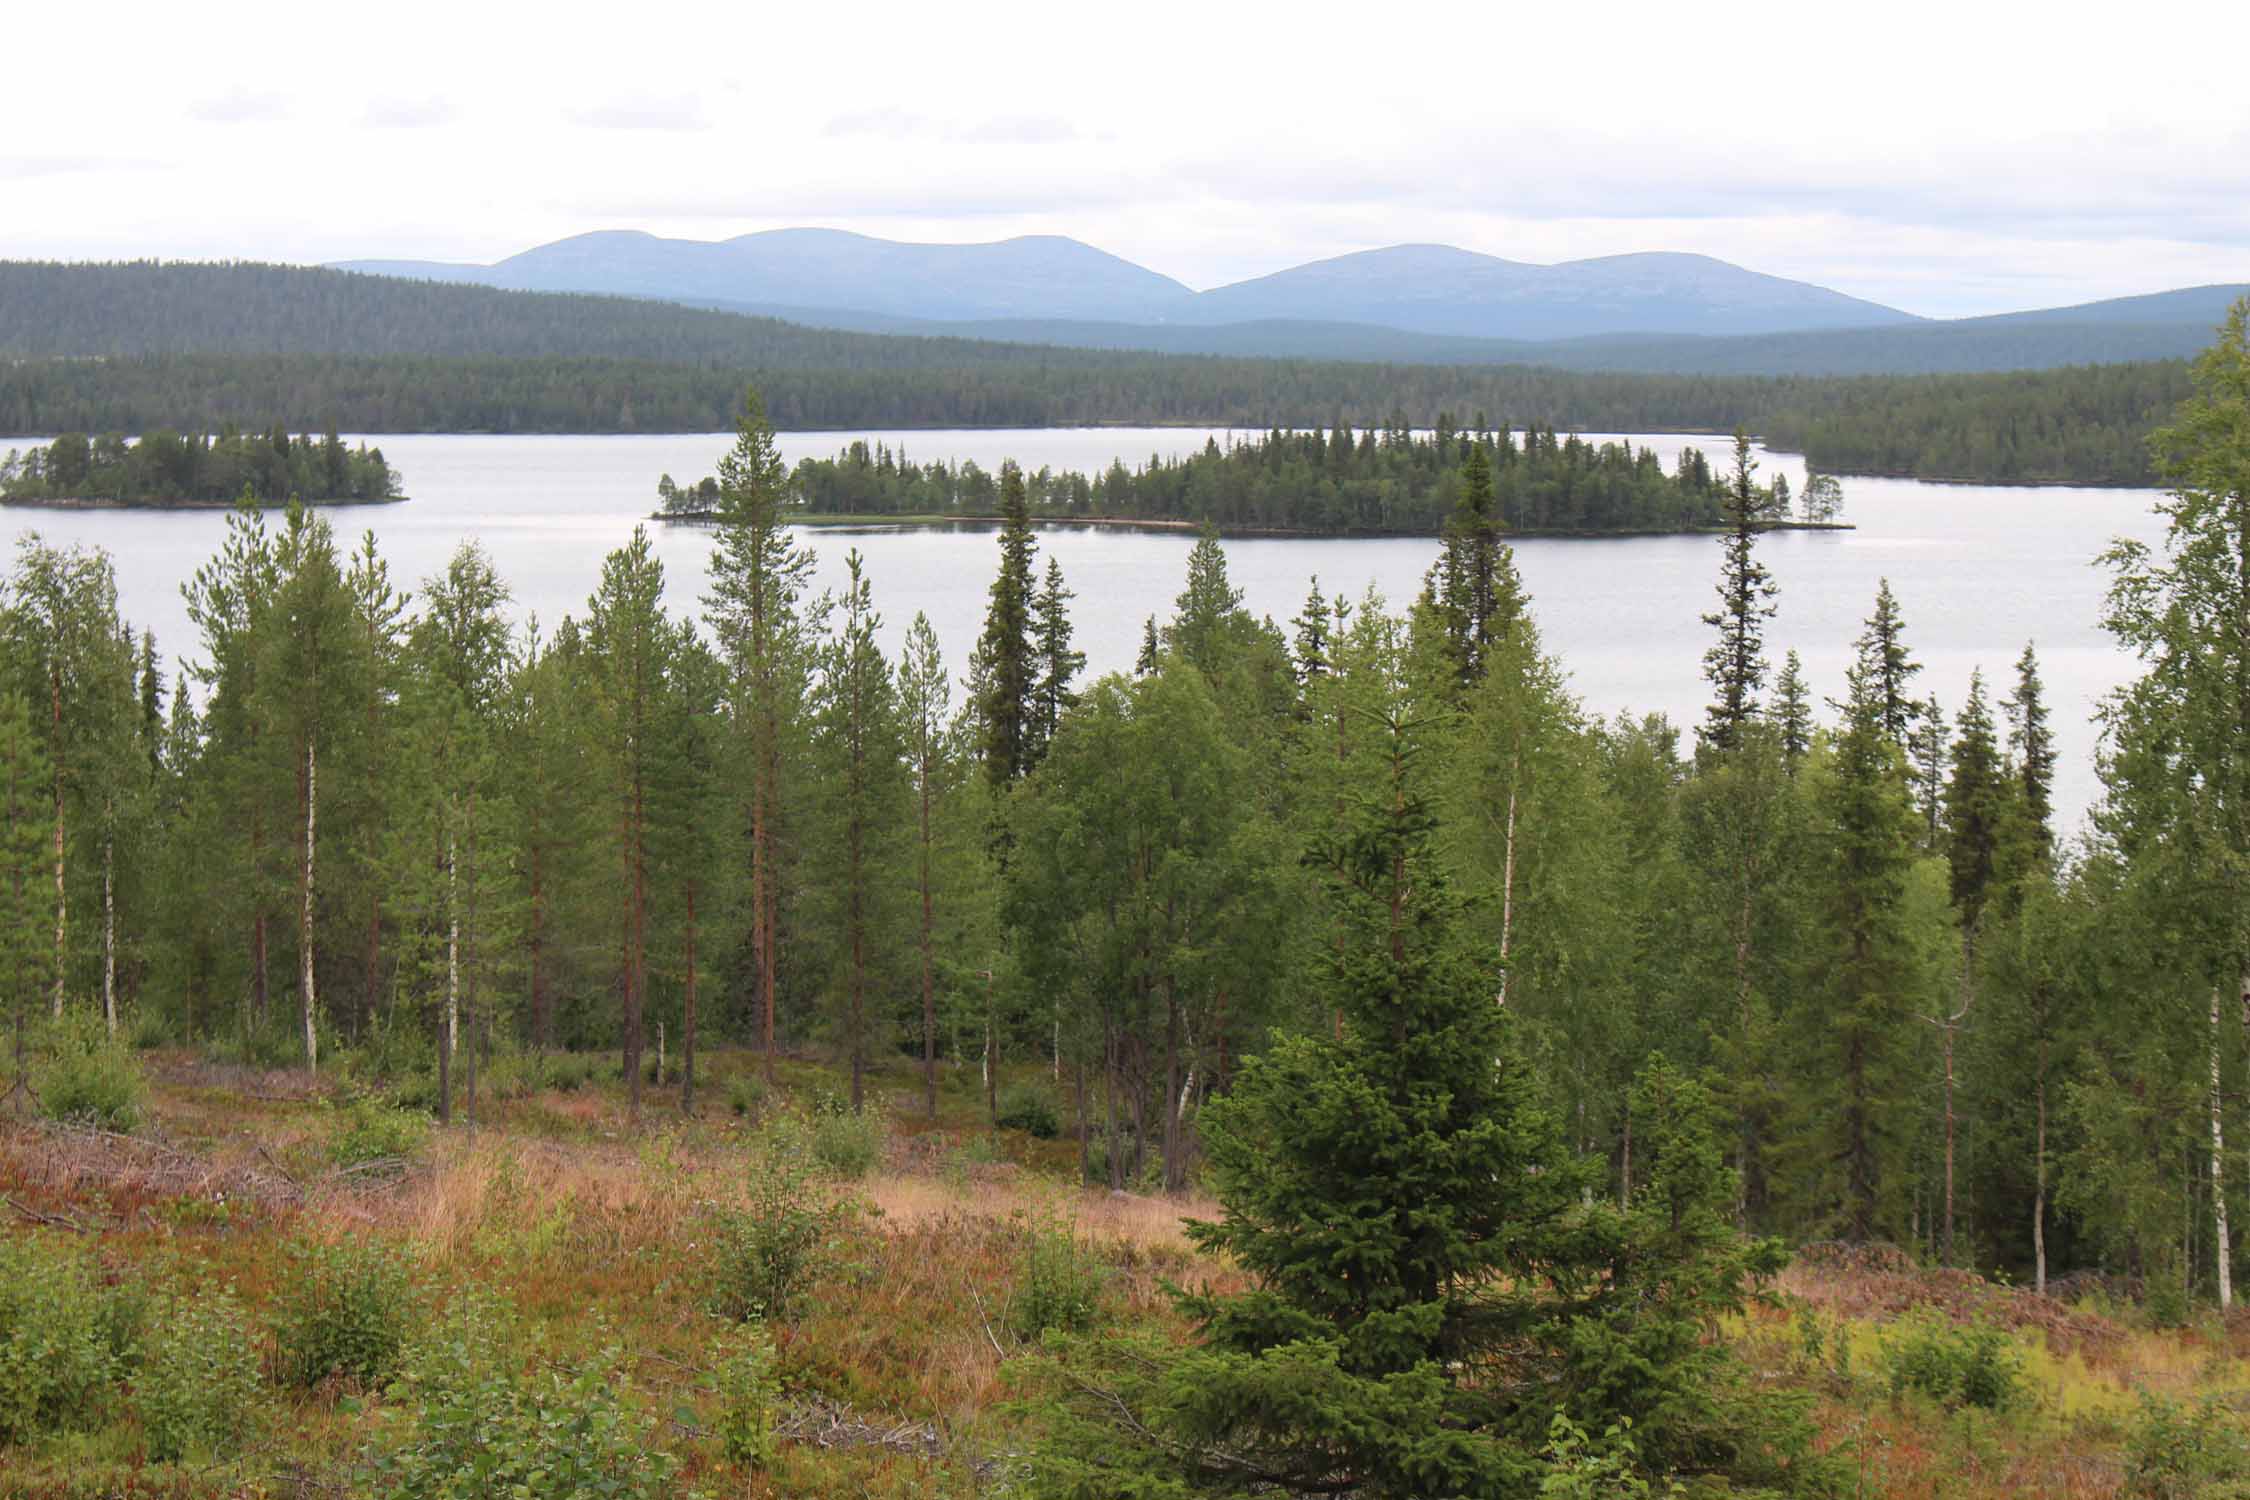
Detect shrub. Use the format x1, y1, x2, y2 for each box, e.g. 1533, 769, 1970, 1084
1881, 1314, 2026, 1412
328, 1091, 430, 1169
726, 1072, 766, 1120
0, 1236, 116, 1444
35, 1009, 147, 1132
996, 1084, 1061, 1139
811, 1107, 883, 1180
2125, 1394, 2250, 1499
711, 1119, 856, 1322
711, 1330, 780, 1470
1008, 1221, 1107, 1342
373, 1294, 679, 1500
273, 1238, 417, 1390
138, 1287, 262, 1462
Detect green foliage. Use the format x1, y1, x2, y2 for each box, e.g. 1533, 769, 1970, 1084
137, 1286, 262, 1462
372, 1293, 679, 1500
710, 1118, 858, 1322
327, 1090, 431, 1168
1537, 1415, 1685, 1499
34, 1009, 148, 1131
0, 426, 399, 505
2125, 1395, 2250, 1499
272, 1238, 418, 1390
1008, 1220, 1107, 1343
995, 1083, 1061, 1139
0, 1236, 117, 1444
1879, 1315, 2027, 1412
726, 1071, 767, 1118
711, 1330, 780, 1470
810, 1101, 885, 1179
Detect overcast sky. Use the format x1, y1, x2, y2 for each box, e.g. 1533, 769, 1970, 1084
8, 0, 2246, 319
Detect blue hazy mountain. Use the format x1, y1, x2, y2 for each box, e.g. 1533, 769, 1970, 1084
336, 231, 1921, 342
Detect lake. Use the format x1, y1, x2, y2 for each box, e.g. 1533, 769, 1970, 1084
0, 427, 2169, 833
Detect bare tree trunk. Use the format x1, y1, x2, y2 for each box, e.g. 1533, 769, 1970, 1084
1496, 772, 1518, 1007
50, 670, 65, 1020
681, 882, 697, 1113
299, 735, 318, 1073
363, 890, 381, 1042
2033, 1057, 2049, 1297
101, 829, 116, 1037
919, 764, 935, 1118
2214, 987, 2233, 1310
463, 801, 478, 1128
441, 824, 458, 1125
1162, 986, 1182, 1194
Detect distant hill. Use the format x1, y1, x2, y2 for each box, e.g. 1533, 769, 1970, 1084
338, 228, 1194, 323
338, 231, 1921, 343
1177, 245, 1920, 339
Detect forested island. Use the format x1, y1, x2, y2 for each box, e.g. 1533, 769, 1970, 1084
0, 261, 2195, 487
661, 419, 1851, 534
0, 426, 401, 506
2, 302, 2249, 1495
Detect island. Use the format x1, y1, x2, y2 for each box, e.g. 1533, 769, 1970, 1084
0, 427, 404, 507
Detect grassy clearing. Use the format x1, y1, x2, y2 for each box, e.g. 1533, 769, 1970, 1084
2, 1047, 2246, 1497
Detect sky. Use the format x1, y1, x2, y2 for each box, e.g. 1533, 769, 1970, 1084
7, 0, 2247, 320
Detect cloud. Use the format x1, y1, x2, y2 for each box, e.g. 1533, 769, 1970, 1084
188, 87, 291, 124
822, 110, 1082, 146
363, 96, 456, 129
0, 154, 163, 180
567, 97, 707, 132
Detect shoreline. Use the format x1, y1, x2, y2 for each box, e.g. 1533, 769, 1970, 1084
0, 494, 409, 511
653, 509, 1857, 539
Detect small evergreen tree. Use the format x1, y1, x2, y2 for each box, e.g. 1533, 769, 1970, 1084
1700, 432, 1777, 753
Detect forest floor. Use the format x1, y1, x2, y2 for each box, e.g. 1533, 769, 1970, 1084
0, 1046, 2244, 1498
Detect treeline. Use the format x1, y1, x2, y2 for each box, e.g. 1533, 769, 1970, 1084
11, 301, 2250, 1305
0, 263, 2191, 485
0, 426, 400, 505
756, 421, 1777, 533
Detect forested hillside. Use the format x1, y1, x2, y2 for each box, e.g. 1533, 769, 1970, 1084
754, 421, 1786, 533
4, 306, 2249, 1496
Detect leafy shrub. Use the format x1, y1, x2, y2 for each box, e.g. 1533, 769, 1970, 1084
811, 1107, 883, 1179
711, 1119, 856, 1322
273, 1238, 417, 1389
996, 1084, 1061, 1139
138, 1287, 262, 1461
0, 1236, 117, 1443
2146, 1259, 2193, 1329
328, 1091, 430, 1168
544, 1052, 595, 1094
1881, 1314, 2025, 1412
1538, 1414, 1681, 1499
1009, 1221, 1107, 1342
373, 1294, 678, 1500
726, 1073, 766, 1119
2125, 1394, 2250, 1499
35, 1009, 147, 1131
712, 1330, 780, 1469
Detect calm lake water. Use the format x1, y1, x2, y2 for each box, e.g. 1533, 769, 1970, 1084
1, 428, 2169, 833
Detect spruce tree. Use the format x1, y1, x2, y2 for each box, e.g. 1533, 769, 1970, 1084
1852, 578, 1922, 746
1028, 557, 1083, 766
2002, 641, 2057, 860
1428, 443, 1520, 688
1699, 432, 1777, 752
1773, 650, 1814, 766
975, 461, 1038, 787
0, 692, 52, 1099
1938, 670, 2012, 1262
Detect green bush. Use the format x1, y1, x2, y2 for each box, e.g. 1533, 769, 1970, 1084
711, 1330, 780, 1469
273, 1238, 417, 1390
1008, 1221, 1107, 1342
138, 1286, 262, 1461
996, 1084, 1061, 1139
1881, 1314, 2026, 1412
0, 1236, 117, 1444
810, 1104, 883, 1180
2125, 1394, 2250, 1499
35, 1009, 147, 1132
328, 1091, 430, 1169
726, 1073, 766, 1119
711, 1119, 856, 1322
373, 1294, 679, 1500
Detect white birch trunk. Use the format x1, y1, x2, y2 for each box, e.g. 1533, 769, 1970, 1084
446, 824, 460, 1057
1495, 765, 1518, 1008
102, 829, 116, 1037
300, 737, 318, 1073
2213, 987, 2233, 1310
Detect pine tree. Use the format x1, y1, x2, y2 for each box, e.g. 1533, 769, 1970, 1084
1289, 575, 1332, 688
1027, 557, 1082, 766
1428, 443, 1520, 688
1852, 579, 1922, 745
1773, 650, 1814, 766
1908, 692, 1948, 850
1937, 670, 2012, 1262
897, 612, 953, 1118
704, 387, 818, 1078
1700, 432, 1778, 752
975, 461, 1038, 788
2002, 642, 2057, 861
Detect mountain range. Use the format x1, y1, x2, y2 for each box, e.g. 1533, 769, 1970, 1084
335, 230, 1923, 342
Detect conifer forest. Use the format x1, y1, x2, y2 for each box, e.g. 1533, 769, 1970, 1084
1, 302, 2247, 1498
